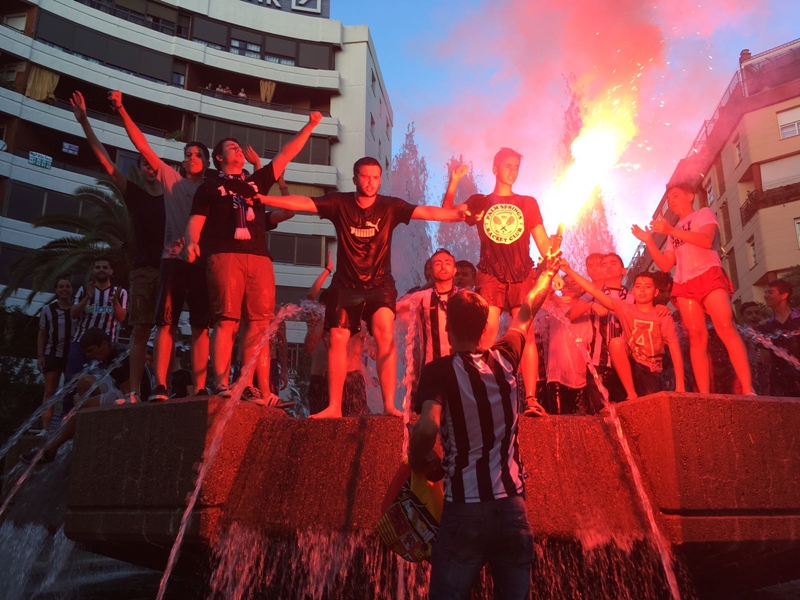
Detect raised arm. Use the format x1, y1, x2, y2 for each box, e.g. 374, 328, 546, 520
631, 224, 676, 273
108, 90, 161, 172
308, 250, 333, 301
411, 205, 467, 222
271, 112, 323, 179
559, 262, 614, 310
509, 250, 562, 336
441, 164, 469, 209
256, 194, 317, 213
71, 91, 127, 194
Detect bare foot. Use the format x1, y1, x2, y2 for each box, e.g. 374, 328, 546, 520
311, 406, 343, 419
383, 406, 403, 417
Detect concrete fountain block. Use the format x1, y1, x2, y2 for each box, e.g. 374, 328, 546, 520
62, 393, 800, 593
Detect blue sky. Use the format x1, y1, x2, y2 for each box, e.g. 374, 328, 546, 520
331, 1, 800, 262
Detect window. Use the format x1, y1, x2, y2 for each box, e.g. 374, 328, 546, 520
734, 137, 743, 165
0, 64, 21, 87
192, 38, 225, 51
113, 5, 146, 27
2, 14, 27, 32
747, 236, 757, 269
386, 119, 391, 138
795, 218, 800, 249
370, 114, 375, 138
230, 39, 261, 59
719, 203, 732, 245
171, 61, 186, 88
726, 247, 739, 291
4, 182, 45, 223
267, 233, 326, 266
146, 15, 176, 36
704, 178, 715, 205
778, 106, 800, 140
371, 70, 376, 95
378, 139, 382, 159
0, 244, 32, 287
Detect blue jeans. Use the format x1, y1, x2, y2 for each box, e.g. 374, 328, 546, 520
429, 495, 534, 600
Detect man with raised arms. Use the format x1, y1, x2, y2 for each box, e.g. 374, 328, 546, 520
443, 150, 562, 417
257, 157, 467, 418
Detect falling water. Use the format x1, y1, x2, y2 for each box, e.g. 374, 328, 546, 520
545, 302, 683, 600
738, 325, 800, 371
156, 304, 303, 600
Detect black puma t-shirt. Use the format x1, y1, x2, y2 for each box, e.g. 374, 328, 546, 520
313, 192, 416, 290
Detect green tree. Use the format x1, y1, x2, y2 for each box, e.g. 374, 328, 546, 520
0, 181, 133, 305
0, 302, 43, 434
389, 123, 434, 293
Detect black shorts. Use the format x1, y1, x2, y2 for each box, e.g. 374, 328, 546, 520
43, 355, 67, 374
630, 357, 663, 397
323, 284, 397, 335
476, 268, 538, 311
154, 258, 210, 328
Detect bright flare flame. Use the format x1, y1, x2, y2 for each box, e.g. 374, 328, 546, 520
545, 96, 638, 226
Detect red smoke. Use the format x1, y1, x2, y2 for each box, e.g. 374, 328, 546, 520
414, 0, 762, 253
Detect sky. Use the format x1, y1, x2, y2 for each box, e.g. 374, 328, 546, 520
330, 0, 800, 263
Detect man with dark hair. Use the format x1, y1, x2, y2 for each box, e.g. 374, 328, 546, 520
22, 328, 132, 465
71, 90, 164, 399
64, 256, 127, 412
408, 250, 562, 600
185, 118, 320, 399
760, 279, 800, 397
454, 260, 477, 290
740, 301, 763, 327
442, 147, 561, 417
110, 89, 214, 401
256, 157, 467, 418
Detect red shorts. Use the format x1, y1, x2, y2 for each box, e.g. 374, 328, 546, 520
671, 266, 733, 305
207, 253, 275, 324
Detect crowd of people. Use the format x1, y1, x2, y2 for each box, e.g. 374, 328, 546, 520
18, 84, 799, 598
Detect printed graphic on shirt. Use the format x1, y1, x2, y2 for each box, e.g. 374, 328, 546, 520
630, 318, 655, 364
670, 219, 692, 248
483, 204, 525, 245
350, 218, 381, 238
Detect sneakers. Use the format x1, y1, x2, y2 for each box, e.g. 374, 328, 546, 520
241, 386, 267, 406
212, 385, 232, 398
522, 396, 547, 418
148, 385, 169, 402
194, 387, 211, 396
20, 447, 56, 465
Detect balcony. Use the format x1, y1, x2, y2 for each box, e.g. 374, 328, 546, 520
196, 87, 330, 118
740, 182, 800, 225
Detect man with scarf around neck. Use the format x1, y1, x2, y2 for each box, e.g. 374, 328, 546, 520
185, 118, 319, 399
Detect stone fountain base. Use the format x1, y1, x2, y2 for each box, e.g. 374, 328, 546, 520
63, 393, 800, 597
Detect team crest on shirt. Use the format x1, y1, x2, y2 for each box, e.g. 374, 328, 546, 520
483, 204, 525, 245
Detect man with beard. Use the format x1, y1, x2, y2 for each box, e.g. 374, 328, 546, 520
64, 257, 127, 413
256, 157, 467, 418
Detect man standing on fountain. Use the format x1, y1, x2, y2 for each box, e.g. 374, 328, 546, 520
408, 248, 562, 600
256, 157, 467, 418
184, 128, 317, 399
442, 149, 562, 416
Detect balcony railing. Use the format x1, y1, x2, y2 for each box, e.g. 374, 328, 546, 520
52, 99, 167, 138
740, 181, 800, 225
197, 88, 330, 117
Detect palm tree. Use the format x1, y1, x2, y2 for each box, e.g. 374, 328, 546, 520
0, 180, 133, 305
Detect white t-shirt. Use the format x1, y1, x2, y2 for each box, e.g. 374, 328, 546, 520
665, 207, 721, 284
156, 161, 202, 260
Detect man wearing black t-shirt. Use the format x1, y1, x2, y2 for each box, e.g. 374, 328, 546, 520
71, 90, 163, 399
185, 134, 307, 398
257, 157, 467, 418
443, 149, 562, 416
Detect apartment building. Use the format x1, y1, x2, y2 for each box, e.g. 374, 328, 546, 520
626, 39, 800, 311
0, 0, 393, 363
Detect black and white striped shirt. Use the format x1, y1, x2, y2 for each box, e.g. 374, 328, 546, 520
414, 330, 526, 503
39, 301, 72, 358
418, 287, 455, 366
588, 286, 630, 367
72, 285, 128, 342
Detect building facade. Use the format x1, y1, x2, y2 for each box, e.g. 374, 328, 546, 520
626, 39, 800, 312
0, 0, 393, 363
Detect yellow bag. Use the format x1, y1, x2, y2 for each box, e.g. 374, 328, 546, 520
377, 460, 444, 562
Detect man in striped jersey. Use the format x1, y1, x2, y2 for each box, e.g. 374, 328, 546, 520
409, 250, 562, 600
63, 257, 128, 412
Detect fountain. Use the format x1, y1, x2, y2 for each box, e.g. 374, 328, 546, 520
2, 300, 800, 598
